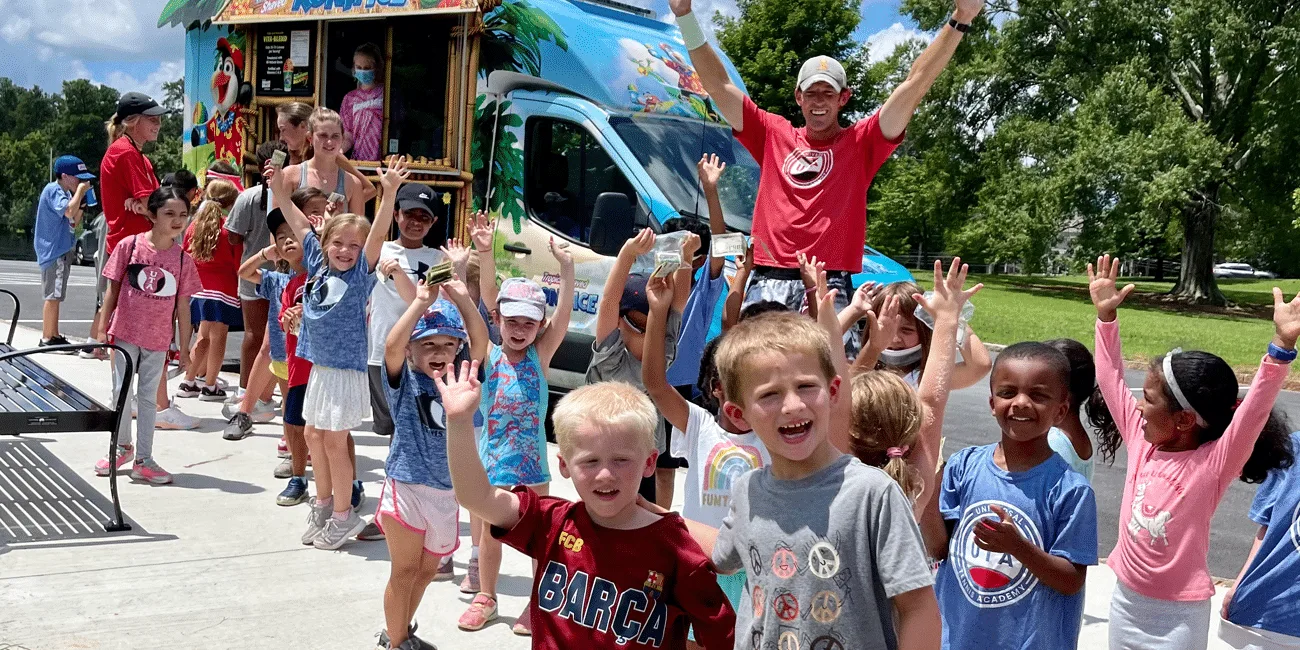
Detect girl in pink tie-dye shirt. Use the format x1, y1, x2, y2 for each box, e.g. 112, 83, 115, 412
340, 43, 384, 162
1088, 254, 1300, 650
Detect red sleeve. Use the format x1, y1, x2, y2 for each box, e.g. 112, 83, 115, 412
675, 558, 736, 650
103, 236, 131, 282
859, 111, 904, 180
732, 96, 774, 161
125, 150, 160, 201
492, 486, 561, 558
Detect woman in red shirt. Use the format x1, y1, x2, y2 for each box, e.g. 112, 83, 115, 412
179, 179, 243, 401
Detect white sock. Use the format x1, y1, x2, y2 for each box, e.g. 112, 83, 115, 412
470, 545, 479, 560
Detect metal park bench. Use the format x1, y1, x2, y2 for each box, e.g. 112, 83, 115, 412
0, 288, 136, 542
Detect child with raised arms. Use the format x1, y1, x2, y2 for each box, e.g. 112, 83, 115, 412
270, 153, 408, 550
375, 275, 489, 650
1089, 255, 1300, 650
458, 211, 576, 634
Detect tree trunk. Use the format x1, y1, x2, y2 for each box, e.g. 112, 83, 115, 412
1170, 184, 1226, 305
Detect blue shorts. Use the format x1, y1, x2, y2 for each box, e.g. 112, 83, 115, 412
190, 297, 243, 328
690, 570, 746, 641
284, 384, 307, 427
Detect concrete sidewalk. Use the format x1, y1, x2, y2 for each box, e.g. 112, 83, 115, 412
0, 324, 1238, 650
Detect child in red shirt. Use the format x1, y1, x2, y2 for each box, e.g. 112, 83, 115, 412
178, 179, 243, 401
441, 366, 736, 649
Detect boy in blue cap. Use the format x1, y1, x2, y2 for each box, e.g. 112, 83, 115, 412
35, 155, 94, 349
375, 275, 488, 650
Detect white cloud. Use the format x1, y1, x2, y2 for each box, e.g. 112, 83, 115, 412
92, 59, 184, 101
0, 0, 183, 95
864, 22, 931, 64
1, 17, 32, 42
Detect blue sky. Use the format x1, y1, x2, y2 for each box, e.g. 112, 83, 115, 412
0, 0, 925, 101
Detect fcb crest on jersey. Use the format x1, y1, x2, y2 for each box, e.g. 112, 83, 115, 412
781, 148, 833, 189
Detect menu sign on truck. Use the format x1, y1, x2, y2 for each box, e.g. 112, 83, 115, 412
258, 27, 314, 96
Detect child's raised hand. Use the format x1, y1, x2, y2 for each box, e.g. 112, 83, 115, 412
740, 239, 755, 273
440, 277, 471, 304
262, 245, 283, 263
646, 275, 674, 313
972, 505, 1028, 555
436, 359, 483, 422
440, 239, 471, 271
1271, 288, 1300, 349
415, 280, 441, 306
378, 155, 411, 191
468, 211, 495, 253
1087, 254, 1135, 323
549, 237, 574, 269
681, 232, 702, 262
917, 257, 983, 320
377, 257, 403, 280
851, 281, 882, 314
697, 153, 725, 190
866, 294, 902, 349
619, 228, 655, 260
797, 252, 824, 289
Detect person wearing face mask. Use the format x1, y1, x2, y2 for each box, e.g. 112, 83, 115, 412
848, 279, 991, 391
340, 43, 384, 162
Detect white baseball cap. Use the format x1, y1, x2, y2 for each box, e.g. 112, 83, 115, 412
797, 56, 847, 93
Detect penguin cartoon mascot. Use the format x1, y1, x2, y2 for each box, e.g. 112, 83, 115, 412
191, 37, 252, 166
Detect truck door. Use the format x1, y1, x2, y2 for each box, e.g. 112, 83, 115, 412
489, 96, 647, 389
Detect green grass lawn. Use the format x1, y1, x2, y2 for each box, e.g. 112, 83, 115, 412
912, 274, 1300, 373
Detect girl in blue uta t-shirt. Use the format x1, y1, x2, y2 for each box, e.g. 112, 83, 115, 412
270, 154, 407, 551
1220, 429, 1300, 649
459, 211, 576, 634
934, 342, 1099, 650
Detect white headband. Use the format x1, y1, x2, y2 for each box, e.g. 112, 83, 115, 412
1162, 349, 1206, 428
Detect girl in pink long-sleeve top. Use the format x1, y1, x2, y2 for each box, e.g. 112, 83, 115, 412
1088, 255, 1300, 650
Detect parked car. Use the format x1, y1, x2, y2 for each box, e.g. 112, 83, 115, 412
1213, 262, 1275, 279
75, 213, 103, 267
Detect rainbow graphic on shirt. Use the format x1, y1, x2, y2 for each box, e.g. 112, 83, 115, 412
701, 442, 764, 508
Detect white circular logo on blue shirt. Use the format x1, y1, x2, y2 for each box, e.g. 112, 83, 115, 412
950, 500, 1044, 608
1290, 501, 1300, 554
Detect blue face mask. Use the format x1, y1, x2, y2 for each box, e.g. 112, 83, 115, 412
353, 69, 375, 85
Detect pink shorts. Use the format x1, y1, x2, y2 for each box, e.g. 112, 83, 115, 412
376, 478, 461, 556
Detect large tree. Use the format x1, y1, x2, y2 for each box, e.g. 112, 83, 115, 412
894, 0, 1300, 303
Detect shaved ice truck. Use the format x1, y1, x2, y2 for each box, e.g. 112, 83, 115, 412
160, 0, 911, 391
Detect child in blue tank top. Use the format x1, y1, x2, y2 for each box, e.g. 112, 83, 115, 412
458, 210, 575, 634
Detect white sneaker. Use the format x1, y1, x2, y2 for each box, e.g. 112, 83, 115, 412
251, 400, 277, 423
223, 387, 243, 405
154, 405, 200, 430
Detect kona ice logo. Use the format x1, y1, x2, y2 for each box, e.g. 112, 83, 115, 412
292, 0, 407, 12
949, 500, 1043, 608
1290, 501, 1300, 553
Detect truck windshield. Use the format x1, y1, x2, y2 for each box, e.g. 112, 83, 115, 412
610, 116, 759, 232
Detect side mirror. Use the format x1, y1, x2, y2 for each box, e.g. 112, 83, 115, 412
588, 192, 634, 258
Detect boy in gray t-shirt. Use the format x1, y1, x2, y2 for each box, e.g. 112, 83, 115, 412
707, 307, 939, 649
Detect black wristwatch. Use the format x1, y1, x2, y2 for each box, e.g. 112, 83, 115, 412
949, 17, 970, 32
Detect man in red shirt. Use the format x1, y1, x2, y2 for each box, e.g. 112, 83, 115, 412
670, 0, 984, 319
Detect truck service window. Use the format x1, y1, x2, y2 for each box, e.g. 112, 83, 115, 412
387, 19, 450, 161
525, 118, 637, 244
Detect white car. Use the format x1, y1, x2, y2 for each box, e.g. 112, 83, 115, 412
1214, 262, 1275, 279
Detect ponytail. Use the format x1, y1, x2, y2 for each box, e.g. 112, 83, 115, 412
1240, 409, 1295, 484
189, 180, 239, 261
849, 371, 925, 504
1087, 388, 1122, 464
106, 114, 126, 145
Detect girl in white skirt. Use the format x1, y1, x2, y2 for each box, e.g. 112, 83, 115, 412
269, 153, 409, 550
1088, 255, 1300, 650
